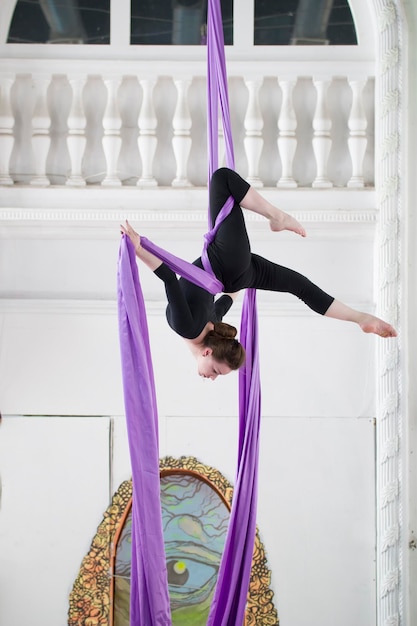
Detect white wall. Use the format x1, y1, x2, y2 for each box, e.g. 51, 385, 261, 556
2, 0, 413, 624
0, 204, 379, 626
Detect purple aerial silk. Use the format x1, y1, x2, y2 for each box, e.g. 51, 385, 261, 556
117, 237, 171, 626
140, 235, 223, 295
205, 1, 262, 624
117, 1, 261, 624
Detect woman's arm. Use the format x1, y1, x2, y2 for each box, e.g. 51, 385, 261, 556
121, 221, 203, 336
120, 220, 162, 271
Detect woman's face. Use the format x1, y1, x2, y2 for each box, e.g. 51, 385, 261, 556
197, 351, 232, 380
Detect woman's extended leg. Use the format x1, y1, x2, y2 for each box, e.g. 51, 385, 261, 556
324, 300, 397, 337
239, 186, 306, 237
249, 256, 397, 338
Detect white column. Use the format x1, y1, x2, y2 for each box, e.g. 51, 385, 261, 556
374, 5, 403, 626
102, 77, 122, 187
137, 78, 157, 187
277, 79, 297, 188
243, 78, 263, 187
30, 75, 51, 186
0, 75, 15, 186
347, 79, 368, 188
172, 78, 192, 187
66, 76, 87, 187
312, 78, 333, 188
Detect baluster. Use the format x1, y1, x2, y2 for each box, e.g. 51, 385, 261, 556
66, 76, 87, 187
277, 79, 297, 188
172, 78, 192, 187
30, 75, 51, 186
312, 78, 333, 188
243, 78, 263, 187
137, 78, 157, 187
0, 75, 15, 185
347, 79, 368, 188
102, 77, 122, 186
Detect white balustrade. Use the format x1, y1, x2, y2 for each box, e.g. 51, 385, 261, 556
0, 68, 375, 189
66, 77, 87, 187
30, 76, 51, 187
172, 78, 192, 187
102, 77, 122, 187
312, 79, 333, 188
137, 78, 157, 187
0, 75, 15, 185
243, 78, 264, 187
277, 79, 297, 188
347, 79, 368, 188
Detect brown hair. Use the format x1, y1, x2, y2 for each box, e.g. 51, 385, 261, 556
203, 322, 246, 370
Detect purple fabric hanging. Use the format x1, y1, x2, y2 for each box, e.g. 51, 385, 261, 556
117, 1, 261, 624
140, 235, 223, 295
205, 1, 262, 624
208, 291, 261, 626
117, 236, 171, 626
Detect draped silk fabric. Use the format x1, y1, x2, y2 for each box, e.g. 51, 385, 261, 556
117, 1, 261, 624
117, 239, 171, 625
205, 1, 261, 623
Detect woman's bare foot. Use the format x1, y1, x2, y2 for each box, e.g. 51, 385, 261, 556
269, 212, 306, 237
358, 313, 397, 338
325, 300, 397, 337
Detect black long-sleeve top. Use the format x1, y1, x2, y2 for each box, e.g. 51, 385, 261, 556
154, 260, 233, 339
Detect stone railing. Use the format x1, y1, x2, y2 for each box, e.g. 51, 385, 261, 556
0, 59, 375, 190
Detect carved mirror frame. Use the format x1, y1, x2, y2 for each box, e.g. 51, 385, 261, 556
68, 456, 279, 626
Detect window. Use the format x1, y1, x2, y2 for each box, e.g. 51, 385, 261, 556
7, 0, 356, 46
254, 0, 357, 45
130, 0, 233, 45
7, 0, 233, 46
7, 0, 110, 44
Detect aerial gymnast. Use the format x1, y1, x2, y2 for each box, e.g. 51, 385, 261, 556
121, 167, 397, 380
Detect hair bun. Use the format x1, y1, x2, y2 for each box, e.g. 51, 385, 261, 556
204, 322, 245, 370
212, 322, 237, 339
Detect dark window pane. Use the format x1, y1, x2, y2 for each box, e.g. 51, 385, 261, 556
326, 2, 357, 44
130, 0, 233, 45
7, 0, 110, 44
254, 0, 357, 45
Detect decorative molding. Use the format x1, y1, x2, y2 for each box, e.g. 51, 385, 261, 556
381, 348, 399, 374
381, 525, 400, 551
381, 89, 400, 115
378, 4, 397, 30
381, 133, 399, 159
373, 2, 403, 626
0, 196, 378, 242
380, 393, 399, 420
381, 569, 400, 597
381, 480, 399, 507
0, 207, 377, 224
0, 298, 376, 318
381, 436, 399, 462
0, 185, 376, 213
381, 48, 399, 73
0, 208, 210, 223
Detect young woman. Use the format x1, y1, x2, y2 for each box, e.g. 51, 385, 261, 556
121, 168, 397, 380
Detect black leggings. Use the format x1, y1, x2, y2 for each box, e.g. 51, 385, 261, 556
207, 168, 334, 315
